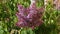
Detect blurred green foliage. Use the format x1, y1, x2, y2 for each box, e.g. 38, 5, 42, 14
0, 0, 60, 34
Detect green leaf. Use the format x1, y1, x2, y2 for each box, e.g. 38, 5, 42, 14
0, 30, 4, 34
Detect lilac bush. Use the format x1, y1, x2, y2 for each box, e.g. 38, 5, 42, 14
0, 0, 59, 34
16, 0, 44, 29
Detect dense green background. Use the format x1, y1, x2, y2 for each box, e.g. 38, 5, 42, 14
0, 0, 60, 34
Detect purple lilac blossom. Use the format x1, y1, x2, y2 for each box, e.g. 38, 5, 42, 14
16, 0, 44, 29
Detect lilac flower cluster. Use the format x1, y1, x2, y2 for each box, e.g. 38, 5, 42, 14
16, 0, 44, 29
53, 0, 60, 10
